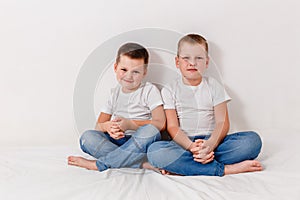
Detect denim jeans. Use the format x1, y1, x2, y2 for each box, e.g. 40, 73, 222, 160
147, 131, 262, 176
80, 124, 161, 171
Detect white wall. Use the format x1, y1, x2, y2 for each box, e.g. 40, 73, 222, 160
1, 0, 300, 146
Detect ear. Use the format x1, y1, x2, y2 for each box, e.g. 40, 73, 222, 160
175, 56, 179, 68
143, 67, 148, 76
114, 63, 118, 72
205, 56, 210, 68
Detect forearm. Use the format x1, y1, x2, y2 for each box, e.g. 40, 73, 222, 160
95, 122, 108, 132
168, 127, 193, 150
207, 122, 229, 151
96, 113, 112, 132
132, 119, 165, 131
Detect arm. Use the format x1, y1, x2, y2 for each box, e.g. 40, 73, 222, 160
202, 102, 230, 152
95, 112, 112, 132
115, 105, 166, 131
147, 105, 166, 131
95, 112, 125, 139
165, 109, 196, 151
191, 103, 229, 164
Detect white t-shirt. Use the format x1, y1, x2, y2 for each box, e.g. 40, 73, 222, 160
161, 76, 231, 136
101, 82, 163, 134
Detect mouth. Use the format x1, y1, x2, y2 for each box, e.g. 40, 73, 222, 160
187, 69, 198, 72
122, 79, 134, 83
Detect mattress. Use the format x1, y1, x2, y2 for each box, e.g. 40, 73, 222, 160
1, 130, 300, 200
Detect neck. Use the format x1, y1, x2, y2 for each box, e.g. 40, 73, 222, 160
121, 83, 142, 93
182, 77, 202, 86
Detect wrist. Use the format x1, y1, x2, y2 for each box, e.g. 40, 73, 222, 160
130, 120, 139, 130
187, 141, 196, 151
205, 138, 218, 151
99, 122, 108, 132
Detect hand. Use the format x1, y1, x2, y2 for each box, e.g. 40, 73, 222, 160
113, 117, 138, 132
192, 146, 214, 164
104, 121, 125, 140
190, 139, 214, 164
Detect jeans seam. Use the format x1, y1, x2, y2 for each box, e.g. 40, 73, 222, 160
92, 138, 107, 156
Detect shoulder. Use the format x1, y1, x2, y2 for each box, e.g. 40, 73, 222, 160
161, 77, 180, 92
204, 76, 217, 84
141, 82, 160, 93
143, 82, 158, 89
203, 76, 223, 88
110, 84, 121, 95
139, 82, 162, 99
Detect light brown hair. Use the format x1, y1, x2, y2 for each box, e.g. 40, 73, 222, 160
177, 34, 208, 56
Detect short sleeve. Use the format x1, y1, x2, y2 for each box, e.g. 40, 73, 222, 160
145, 84, 163, 111
100, 88, 115, 115
161, 86, 175, 109
209, 78, 231, 106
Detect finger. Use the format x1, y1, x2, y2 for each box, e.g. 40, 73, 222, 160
110, 127, 120, 133
108, 130, 121, 138
114, 133, 125, 139
202, 155, 215, 164
198, 145, 211, 154
111, 124, 120, 129
195, 139, 204, 143
194, 154, 214, 164
112, 117, 122, 122
193, 149, 214, 159
190, 146, 201, 153
114, 136, 123, 140
111, 134, 122, 140
194, 157, 207, 163
114, 131, 125, 137
201, 152, 214, 163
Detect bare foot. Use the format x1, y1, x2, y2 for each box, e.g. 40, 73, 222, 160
141, 162, 162, 173
224, 160, 263, 175
67, 156, 98, 170
141, 162, 179, 175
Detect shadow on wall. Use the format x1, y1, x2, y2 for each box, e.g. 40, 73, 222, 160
209, 41, 250, 132
227, 88, 250, 132
144, 49, 179, 90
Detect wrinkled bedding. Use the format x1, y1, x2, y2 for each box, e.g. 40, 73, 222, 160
1, 130, 299, 200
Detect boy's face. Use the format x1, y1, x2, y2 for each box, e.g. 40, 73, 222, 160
114, 55, 147, 93
176, 42, 209, 83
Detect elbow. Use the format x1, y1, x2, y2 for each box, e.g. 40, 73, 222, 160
220, 120, 230, 135
160, 120, 167, 131
151, 119, 166, 131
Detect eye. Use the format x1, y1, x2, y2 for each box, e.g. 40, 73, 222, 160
196, 57, 203, 60
133, 71, 140, 74
121, 68, 127, 72
182, 57, 189, 60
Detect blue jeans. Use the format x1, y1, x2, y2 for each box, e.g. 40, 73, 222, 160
80, 124, 161, 171
147, 131, 262, 176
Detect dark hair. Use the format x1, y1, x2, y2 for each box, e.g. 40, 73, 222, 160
116, 43, 149, 66
177, 34, 208, 56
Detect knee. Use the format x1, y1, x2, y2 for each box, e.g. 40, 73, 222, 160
133, 124, 160, 140
147, 142, 167, 167
248, 131, 262, 151
80, 130, 93, 145
79, 130, 98, 152
242, 131, 262, 159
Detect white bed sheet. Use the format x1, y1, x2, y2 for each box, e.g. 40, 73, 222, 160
1, 130, 300, 200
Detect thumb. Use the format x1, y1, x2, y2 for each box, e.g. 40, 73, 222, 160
112, 116, 122, 122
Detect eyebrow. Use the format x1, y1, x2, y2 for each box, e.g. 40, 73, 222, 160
119, 65, 144, 71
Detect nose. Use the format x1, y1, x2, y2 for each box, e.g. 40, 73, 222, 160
124, 71, 133, 79
188, 59, 196, 67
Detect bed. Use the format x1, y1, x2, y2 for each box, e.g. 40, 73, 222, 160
1, 129, 299, 200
